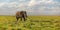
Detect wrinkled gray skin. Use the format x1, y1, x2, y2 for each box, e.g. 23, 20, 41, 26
16, 11, 27, 21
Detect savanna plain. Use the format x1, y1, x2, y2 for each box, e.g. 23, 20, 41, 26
0, 15, 60, 30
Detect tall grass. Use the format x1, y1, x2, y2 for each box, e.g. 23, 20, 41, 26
0, 15, 60, 30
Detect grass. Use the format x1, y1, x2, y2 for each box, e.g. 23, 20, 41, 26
0, 15, 60, 30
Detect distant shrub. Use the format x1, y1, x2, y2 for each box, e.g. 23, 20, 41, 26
17, 28, 22, 30
0, 28, 7, 30
11, 28, 15, 30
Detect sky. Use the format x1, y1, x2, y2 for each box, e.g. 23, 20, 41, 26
0, 0, 60, 15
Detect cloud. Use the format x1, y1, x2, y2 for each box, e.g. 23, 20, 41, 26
27, 0, 60, 15
28, 0, 54, 6
0, 0, 60, 15
0, 2, 6, 7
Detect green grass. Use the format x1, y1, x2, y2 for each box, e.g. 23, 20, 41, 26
0, 15, 60, 30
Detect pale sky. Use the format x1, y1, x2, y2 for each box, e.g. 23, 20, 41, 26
0, 0, 60, 15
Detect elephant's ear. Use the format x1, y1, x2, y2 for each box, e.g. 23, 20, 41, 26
16, 11, 20, 16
